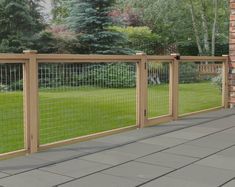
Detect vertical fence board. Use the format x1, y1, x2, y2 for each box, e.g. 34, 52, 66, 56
23, 62, 30, 151
169, 62, 173, 116
23, 50, 39, 153
171, 54, 179, 120
136, 53, 148, 128
222, 55, 229, 108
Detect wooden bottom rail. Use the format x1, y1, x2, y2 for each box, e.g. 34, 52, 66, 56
145, 106, 224, 128
179, 106, 223, 118
0, 149, 28, 161
39, 125, 137, 151
145, 115, 173, 127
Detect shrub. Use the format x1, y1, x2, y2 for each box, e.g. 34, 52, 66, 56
0, 84, 8, 91
49, 25, 81, 54
31, 31, 58, 53
39, 64, 64, 89
9, 80, 23, 91
77, 63, 136, 88
111, 26, 161, 54
179, 63, 199, 83
211, 74, 222, 92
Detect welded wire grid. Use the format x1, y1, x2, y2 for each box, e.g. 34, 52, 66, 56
179, 62, 223, 115
39, 62, 136, 145
147, 61, 170, 118
0, 64, 24, 154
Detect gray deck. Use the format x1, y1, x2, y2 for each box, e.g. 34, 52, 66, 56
0, 109, 235, 187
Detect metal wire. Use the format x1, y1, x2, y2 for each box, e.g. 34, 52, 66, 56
0, 64, 24, 154
39, 62, 137, 145
179, 62, 223, 115
147, 61, 170, 118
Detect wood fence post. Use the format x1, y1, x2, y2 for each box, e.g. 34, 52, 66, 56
222, 55, 229, 109
170, 54, 180, 120
23, 50, 39, 153
136, 52, 148, 128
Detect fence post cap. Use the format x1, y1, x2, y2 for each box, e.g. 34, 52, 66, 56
170, 53, 180, 56
23, 50, 38, 54
136, 52, 146, 55
171, 53, 180, 60
222, 55, 230, 58
222, 55, 230, 61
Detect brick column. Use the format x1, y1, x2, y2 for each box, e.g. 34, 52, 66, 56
229, 0, 235, 107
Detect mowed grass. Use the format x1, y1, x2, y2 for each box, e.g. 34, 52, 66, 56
0, 82, 222, 153
0, 92, 24, 154
39, 87, 136, 144
179, 82, 222, 114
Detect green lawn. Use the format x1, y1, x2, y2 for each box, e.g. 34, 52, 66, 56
0, 82, 222, 153
179, 83, 222, 114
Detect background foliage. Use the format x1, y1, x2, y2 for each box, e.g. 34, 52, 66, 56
0, 0, 229, 55
0, 0, 229, 89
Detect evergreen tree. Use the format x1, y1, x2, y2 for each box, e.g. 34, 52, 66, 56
51, 0, 69, 24
0, 0, 33, 35
0, 0, 46, 53
28, 0, 46, 31
67, 0, 132, 54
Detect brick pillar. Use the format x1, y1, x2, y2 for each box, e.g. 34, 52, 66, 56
229, 0, 235, 107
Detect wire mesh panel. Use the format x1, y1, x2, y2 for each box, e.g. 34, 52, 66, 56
39, 62, 136, 145
147, 61, 170, 118
0, 64, 24, 154
179, 61, 223, 115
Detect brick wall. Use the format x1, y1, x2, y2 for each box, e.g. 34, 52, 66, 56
230, 0, 235, 107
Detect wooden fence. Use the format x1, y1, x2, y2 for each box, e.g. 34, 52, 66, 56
0, 51, 229, 159
198, 64, 223, 75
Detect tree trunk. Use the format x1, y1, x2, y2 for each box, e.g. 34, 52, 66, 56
51, 0, 57, 20
189, 0, 203, 55
211, 0, 218, 56
200, 0, 210, 55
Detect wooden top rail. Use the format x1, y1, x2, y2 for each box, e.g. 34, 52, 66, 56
147, 55, 174, 61
0, 53, 29, 59
0, 53, 228, 64
180, 56, 227, 62
35, 55, 230, 63
0, 54, 29, 63
37, 54, 142, 63
38, 54, 176, 63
